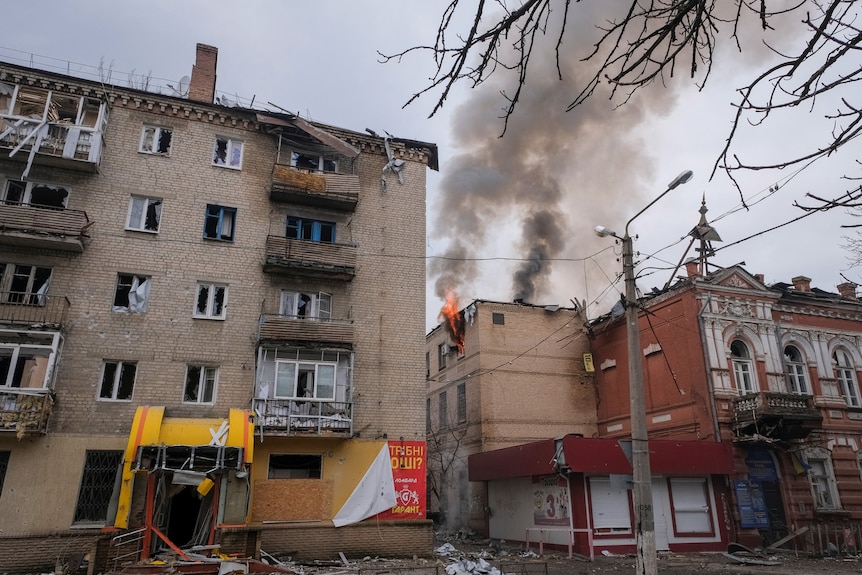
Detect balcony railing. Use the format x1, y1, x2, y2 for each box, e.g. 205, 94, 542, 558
0, 202, 91, 252
0, 293, 70, 326
252, 398, 353, 436
732, 391, 822, 441
0, 389, 53, 435
263, 235, 356, 281
258, 314, 354, 345
0, 114, 105, 173
270, 165, 359, 211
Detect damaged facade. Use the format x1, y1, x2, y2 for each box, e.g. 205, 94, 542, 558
0, 43, 436, 572
425, 300, 597, 534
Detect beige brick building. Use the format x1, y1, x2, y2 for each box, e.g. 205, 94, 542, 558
0, 44, 436, 571
425, 299, 597, 534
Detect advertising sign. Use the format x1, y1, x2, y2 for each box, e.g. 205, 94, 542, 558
376, 440, 426, 520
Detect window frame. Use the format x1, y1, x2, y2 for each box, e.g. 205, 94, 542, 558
125, 195, 162, 233
290, 150, 337, 173
438, 343, 447, 371
438, 390, 448, 429
98, 360, 137, 401
139, 125, 173, 155
212, 136, 244, 169
73, 450, 123, 525
457, 382, 467, 424
1, 178, 70, 209
268, 454, 322, 479
113, 274, 150, 313
183, 365, 218, 404
667, 477, 715, 536
730, 340, 757, 394
807, 454, 841, 511
203, 204, 237, 242
0, 333, 57, 390
273, 359, 337, 401
194, 282, 227, 320
285, 216, 336, 243
833, 348, 860, 407
784, 345, 810, 395
280, 291, 332, 320
0, 263, 52, 305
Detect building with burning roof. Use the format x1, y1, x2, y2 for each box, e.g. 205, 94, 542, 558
0, 43, 436, 571
425, 299, 596, 534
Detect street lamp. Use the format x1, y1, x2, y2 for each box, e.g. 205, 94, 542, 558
595, 170, 693, 575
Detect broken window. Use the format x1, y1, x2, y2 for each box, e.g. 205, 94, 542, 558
212, 136, 243, 169
126, 196, 162, 233
194, 282, 227, 319
806, 454, 840, 510
0, 345, 53, 389
113, 274, 150, 313
0, 451, 8, 497
98, 361, 136, 401
784, 345, 810, 395
184, 365, 217, 404
833, 348, 860, 407
730, 340, 757, 394
139, 125, 173, 155
1, 179, 69, 209
285, 216, 335, 243
268, 454, 322, 479
274, 360, 336, 400
0, 82, 13, 115
290, 151, 337, 173
203, 204, 236, 241
280, 291, 331, 320
73, 450, 123, 525
0, 264, 51, 305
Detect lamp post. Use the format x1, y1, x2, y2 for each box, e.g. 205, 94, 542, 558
595, 170, 693, 575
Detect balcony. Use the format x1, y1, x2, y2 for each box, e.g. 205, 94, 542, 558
264, 235, 356, 281
259, 314, 354, 345
0, 84, 107, 176
0, 293, 70, 327
0, 202, 91, 252
732, 391, 823, 442
270, 165, 359, 211
0, 389, 53, 435
252, 398, 353, 436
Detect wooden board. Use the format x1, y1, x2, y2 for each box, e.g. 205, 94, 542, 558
251, 479, 333, 522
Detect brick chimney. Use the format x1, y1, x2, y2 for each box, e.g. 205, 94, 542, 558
837, 282, 858, 299
684, 259, 700, 277
791, 275, 812, 292
754, 274, 764, 284
189, 43, 218, 103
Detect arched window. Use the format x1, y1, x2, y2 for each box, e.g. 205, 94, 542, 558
731, 340, 757, 394
784, 345, 809, 395
833, 349, 860, 407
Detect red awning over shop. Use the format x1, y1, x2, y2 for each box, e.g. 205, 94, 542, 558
469, 435, 734, 481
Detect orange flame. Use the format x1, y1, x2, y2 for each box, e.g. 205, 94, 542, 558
438, 290, 465, 353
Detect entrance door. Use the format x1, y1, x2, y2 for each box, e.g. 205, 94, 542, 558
759, 480, 789, 546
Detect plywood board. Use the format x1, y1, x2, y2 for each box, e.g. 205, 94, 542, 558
251, 479, 333, 522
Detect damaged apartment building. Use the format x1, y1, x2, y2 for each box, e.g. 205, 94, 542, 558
0, 43, 436, 572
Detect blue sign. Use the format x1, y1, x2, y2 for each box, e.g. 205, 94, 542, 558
734, 479, 769, 529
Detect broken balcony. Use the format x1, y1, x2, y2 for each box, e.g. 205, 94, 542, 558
258, 314, 354, 346
270, 165, 359, 211
732, 391, 823, 442
0, 202, 91, 252
0, 82, 108, 176
253, 398, 353, 437
0, 389, 53, 435
263, 235, 356, 281
0, 293, 70, 327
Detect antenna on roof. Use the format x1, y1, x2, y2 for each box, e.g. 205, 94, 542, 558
168, 75, 190, 98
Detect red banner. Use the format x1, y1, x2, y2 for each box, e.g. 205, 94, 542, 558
376, 440, 426, 520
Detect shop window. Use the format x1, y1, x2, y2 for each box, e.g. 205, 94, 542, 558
268, 454, 322, 479
784, 345, 810, 394
212, 136, 243, 169
203, 204, 236, 241
731, 340, 757, 394
126, 196, 162, 233
139, 125, 173, 155
184, 365, 217, 404
73, 450, 123, 525
113, 274, 150, 313
669, 477, 714, 535
194, 283, 227, 319
589, 477, 632, 534
98, 361, 136, 401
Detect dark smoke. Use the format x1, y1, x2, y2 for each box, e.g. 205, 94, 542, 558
512, 209, 565, 302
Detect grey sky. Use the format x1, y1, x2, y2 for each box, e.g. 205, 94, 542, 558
3, 1, 856, 333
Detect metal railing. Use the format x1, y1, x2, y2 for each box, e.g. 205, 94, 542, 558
252, 397, 353, 436
0, 292, 70, 325
0, 388, 53, 434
